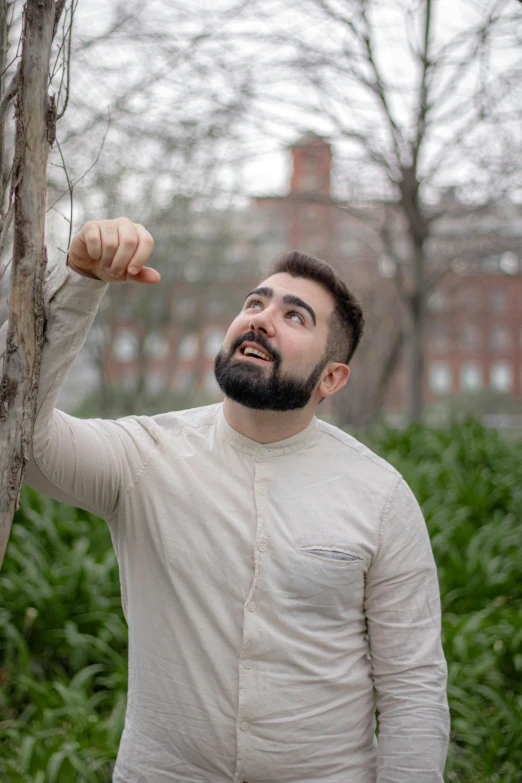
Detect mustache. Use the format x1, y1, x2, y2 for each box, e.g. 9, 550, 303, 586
229, 331, 281, 364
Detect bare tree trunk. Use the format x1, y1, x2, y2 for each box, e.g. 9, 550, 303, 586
0, 0, 7, 198
373, 327, 404, 416
0, 0, 57, 566
409, 242, 425, 422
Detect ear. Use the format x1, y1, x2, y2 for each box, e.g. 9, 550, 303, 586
317, 362, 350, 399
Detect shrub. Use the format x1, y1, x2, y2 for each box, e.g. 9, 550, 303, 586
366, 418, 522, 782
0, 491, 126, 782
1, 418, 521, 781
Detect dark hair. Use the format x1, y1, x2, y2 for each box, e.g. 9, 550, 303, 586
268, 250, 364, 365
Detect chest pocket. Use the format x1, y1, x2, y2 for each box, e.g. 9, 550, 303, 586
299, 545, 362, 566
271, 541, 366, 619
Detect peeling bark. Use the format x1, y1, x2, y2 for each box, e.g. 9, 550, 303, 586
0, 0, 57, 566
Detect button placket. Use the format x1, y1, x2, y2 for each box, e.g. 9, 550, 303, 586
235, 457, 271, 781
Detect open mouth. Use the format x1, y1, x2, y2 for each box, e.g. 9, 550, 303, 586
238, 344, 274, 362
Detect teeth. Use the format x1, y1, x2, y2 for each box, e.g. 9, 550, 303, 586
243, 346, 272, 361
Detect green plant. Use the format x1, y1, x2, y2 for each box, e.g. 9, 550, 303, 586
1, 418, 521, 781
365, 417, 522, 782
0, 490, 126, 782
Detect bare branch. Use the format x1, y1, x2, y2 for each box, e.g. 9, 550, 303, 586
358, 1, 408, 168
0, 61, 20, 123
52, 0, 67, 40
47, 109, 110, 214
411, 0, 433, 171
54, 136, 73, 248
56, 0, 76, 120
0, 202, 13, 280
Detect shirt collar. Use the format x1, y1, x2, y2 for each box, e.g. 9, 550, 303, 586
216, 403, 319, 457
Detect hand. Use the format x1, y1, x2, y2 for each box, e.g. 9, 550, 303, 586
67, 217, 160, 284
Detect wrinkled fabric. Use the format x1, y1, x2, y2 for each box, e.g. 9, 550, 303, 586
3, 262, 450, 783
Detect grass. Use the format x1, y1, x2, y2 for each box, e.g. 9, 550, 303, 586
1, 417, 521, 781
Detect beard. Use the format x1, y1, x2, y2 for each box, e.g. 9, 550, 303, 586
213, 330, 328, 411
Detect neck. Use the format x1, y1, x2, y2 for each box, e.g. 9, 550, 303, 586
223, 397, 317, 444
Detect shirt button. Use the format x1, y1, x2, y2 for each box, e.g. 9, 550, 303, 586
259, 486, 267, 495
248, 602, 257, 612
259, 447, 267, 456
240, 721, 249, 731
258, 542, 267, 552
244, 660, 253, 669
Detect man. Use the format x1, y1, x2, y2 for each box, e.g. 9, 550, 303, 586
15, 217, 449, 782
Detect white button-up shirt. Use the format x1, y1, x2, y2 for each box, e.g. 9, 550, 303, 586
2, 262, 450, 783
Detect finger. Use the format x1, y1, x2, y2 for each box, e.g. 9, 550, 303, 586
99, 221, 119, 269
127, 224, 155, 275
131, 266, 161, 285
81, 221, 102, 261
109, 220, 139, 278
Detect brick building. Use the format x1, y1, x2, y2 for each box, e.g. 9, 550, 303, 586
99, 133, 522, 417
253, 134, 522, 413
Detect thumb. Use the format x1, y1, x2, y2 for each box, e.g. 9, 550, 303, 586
131, 266, 161, 284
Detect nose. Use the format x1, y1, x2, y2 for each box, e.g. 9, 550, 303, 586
250, 307, 276, 338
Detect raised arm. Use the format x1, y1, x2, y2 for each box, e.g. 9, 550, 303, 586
364, 477, 450, 783
1, 218, 160, 520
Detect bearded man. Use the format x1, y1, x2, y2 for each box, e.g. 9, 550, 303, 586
12, 217, 449, 782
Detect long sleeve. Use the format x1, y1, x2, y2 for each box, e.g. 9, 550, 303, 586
0, 260, 155, 521
364, 476, 450, 783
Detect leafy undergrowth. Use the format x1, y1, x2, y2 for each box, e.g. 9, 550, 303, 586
0, 493, 126, 782
1, 417, 521, 781
365, 418, 522, 782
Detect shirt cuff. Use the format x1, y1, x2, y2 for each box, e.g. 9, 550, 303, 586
46, 256, 108, 313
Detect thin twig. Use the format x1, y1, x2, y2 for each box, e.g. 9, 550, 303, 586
53, 0, 67, 40
0, 202, 13, 281
49, 0, 73, 83
46, 110, 111, 214
0, 61, 20, 123
56, 0, 76, 120
54, 136, 73, 249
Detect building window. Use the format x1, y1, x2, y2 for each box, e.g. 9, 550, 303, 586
113, 330, 139, 363
145, 369, 166, 395
490, 362, 513, 392
144, 331, 169, 360
205, 329, 226, 358
427, 290, 449, 312
429, 362, 452, 395
298, 158, 320, 192
178, 333, 199, 360
489, 326, 511, 352
489, 287, 507, 313
500, 252, 518, 275
459, 325, 481, 352
460, 363, 483, 391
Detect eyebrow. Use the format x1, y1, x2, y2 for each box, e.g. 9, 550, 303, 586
244, 286, 316, 326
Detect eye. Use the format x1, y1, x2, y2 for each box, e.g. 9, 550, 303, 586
245, 298, 263, 310
287, 311, 305, 324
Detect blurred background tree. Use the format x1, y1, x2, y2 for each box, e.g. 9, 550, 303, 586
2, 0, 521, 426
215, 0, 522, 421
21, 0, 518, 427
